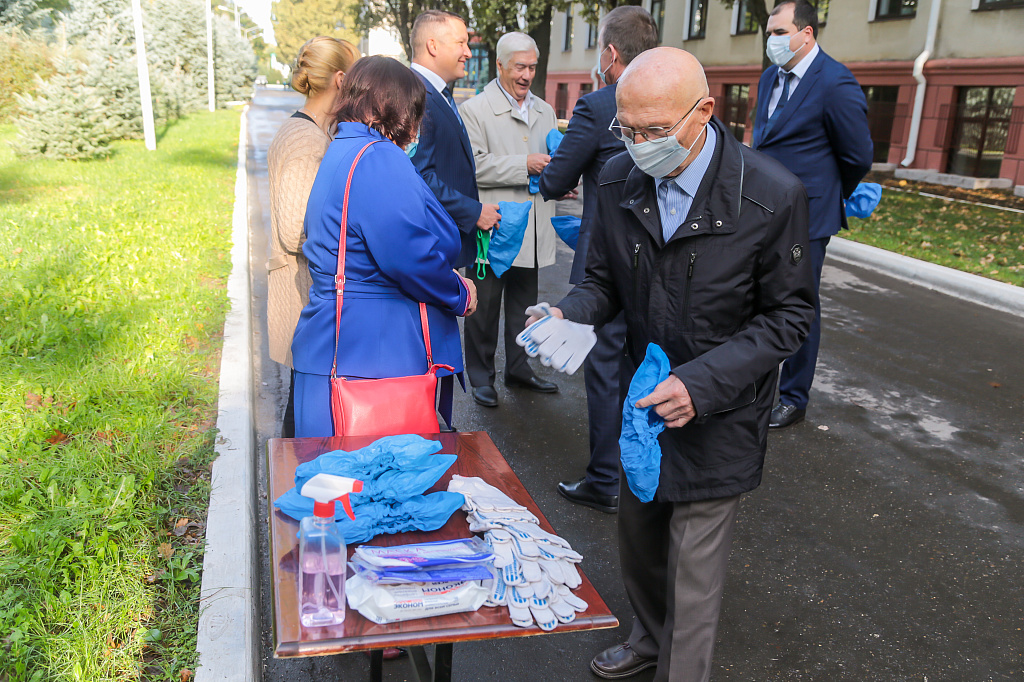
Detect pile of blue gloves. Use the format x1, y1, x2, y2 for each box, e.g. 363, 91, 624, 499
274, 434, 465, 544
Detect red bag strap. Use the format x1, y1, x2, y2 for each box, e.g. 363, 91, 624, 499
331, 141, 433, 379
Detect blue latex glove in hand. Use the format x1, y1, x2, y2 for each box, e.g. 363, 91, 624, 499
479, 201, 531, 278
845, 182, 883, 218
619, 343, 671, 503
551, 215, 581, 250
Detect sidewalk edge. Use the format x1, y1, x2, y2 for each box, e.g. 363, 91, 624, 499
196, 106, 258, 682
828, 237, 1024, 319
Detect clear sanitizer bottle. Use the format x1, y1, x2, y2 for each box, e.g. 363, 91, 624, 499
298, 473, 364, 628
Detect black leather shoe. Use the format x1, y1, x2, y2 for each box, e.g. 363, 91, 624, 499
769, 403, 806, 429
557, 477, 618, 513
472, 386, 499, 408
505, 374, 558, 393
591, 643, 656, 679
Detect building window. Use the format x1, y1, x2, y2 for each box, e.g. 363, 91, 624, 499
555, 83, 570, 119
862, 86, 900, 164
946, 86, 1015, 179
719, 85, 750, 142
688, 0, 707, 39
563, 6, 574, 51
650, 0, 666, 40
579, 82, 593, 98
875, 0, 917, 19
587, 21, 598, 49
976, 0, 1024, 8
735, 0, 758, 34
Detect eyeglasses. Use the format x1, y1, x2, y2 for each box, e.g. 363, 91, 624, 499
608, 97, 705, 143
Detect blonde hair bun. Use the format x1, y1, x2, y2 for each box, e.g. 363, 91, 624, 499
290, 36, 360, 96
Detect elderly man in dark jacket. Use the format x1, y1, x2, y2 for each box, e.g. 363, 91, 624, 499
532, 48, 815, 681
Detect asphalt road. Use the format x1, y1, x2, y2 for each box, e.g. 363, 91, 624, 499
247, 88, 1024, 681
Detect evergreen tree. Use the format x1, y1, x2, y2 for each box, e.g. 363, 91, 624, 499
13, 51, 115, 158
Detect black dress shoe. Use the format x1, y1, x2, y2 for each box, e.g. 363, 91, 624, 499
505, 374, 558, 393
557, 477, 618, 513
591, 643, 656, 679
472, 385, 499, 408
769, 403, 806, 429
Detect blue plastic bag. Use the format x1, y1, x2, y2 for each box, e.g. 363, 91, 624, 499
481, 201, 531, 278
551, 215, 581, 250
845, 182, 883, 219
273, 435, 465, 544
528, 129, 566, 194
618, 343, 670, 503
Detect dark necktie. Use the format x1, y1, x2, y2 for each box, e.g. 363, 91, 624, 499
442, 87, 463, 125
763, 71, 792, 137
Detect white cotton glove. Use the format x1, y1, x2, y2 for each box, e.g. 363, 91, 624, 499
467, 508, 539, 533
516, 313, 596, 375
449, 475, 529, 514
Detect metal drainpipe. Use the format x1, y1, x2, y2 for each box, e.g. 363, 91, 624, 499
902, 0, 944, 167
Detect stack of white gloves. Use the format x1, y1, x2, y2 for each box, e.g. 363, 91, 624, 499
448, 475, 588, 631
515, 303, 597, 375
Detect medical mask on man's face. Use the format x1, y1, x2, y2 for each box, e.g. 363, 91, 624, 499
596, 46, 611, 86
766, 33, 807, 68
624, 106, 705, 179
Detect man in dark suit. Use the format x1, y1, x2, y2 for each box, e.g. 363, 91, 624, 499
752, 0, 873, 429
539, 5, 659, 514
409, 10, 501, 269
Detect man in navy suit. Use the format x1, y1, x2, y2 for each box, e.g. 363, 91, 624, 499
409, 10, 501, 269
752, 0, 873, 429
539, 5, 659, 514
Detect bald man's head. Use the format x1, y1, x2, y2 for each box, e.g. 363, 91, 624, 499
614, 47, 715, 177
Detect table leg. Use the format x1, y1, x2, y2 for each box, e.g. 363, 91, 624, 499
369, 649, 383, 682
432, 643, 453, 682
408, 646, 433, 680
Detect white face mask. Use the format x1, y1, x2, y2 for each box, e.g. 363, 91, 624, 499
765, 33, 807, 68
624, 104, 705, 179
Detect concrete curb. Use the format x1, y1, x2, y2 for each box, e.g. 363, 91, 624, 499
828, 236, 1024, 318
196, 106, 258, 682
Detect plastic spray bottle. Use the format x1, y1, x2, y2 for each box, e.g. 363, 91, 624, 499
298, 473, 364, 628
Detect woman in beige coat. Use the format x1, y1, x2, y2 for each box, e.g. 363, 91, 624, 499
267, 36, 359, 436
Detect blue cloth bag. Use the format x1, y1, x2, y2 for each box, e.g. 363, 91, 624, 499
528, 129, 566, 193
618, 343, 671, 503
273, 434, 465, 544
845, 182, 883, 219
551, 215, 581, 250
482, 201, 531, 278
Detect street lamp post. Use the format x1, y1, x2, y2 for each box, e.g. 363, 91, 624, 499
130, 0, 156, 150
206, 0, 215, 111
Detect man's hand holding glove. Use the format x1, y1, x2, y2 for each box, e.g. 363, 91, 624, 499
515, 303, 596, 375
448, 475, 589, 631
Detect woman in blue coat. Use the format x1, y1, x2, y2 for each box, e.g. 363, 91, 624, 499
291, 56, 478, 437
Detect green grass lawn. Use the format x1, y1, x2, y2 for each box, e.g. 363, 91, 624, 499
845, 187, 1024, 287
0, 111, 238, 681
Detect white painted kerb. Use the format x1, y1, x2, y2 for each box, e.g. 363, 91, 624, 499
196, 107, 258, 682
828, 237, 1024, 319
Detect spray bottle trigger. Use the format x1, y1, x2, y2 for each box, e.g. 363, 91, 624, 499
340, 494, 356, 521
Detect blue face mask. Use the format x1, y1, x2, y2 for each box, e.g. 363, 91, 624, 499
405, 129, 420, 158
624, 102, 705, 179
596, 46, 611, 86
766, 33, 808, 68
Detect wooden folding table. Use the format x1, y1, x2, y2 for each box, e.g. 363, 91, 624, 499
267, 431, 618, 681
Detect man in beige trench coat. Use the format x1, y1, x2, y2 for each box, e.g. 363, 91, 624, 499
459, 31, 561, 408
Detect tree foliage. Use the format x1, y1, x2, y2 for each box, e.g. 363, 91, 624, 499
9, 0, 257, 158
272, 0, 363, 65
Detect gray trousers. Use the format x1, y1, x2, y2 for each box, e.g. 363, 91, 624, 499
619, 483, 741, 682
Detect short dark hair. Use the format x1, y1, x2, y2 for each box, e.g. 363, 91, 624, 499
411, 9, 466, 57
333, 56, 425, 149
772, 0, 819, 38
599, 6, 660, 65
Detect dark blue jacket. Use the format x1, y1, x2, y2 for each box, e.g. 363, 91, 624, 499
410, 71, 482, 268
752, 48, 873, 241
292, 124, 469, 379
539, 83, 623, 284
